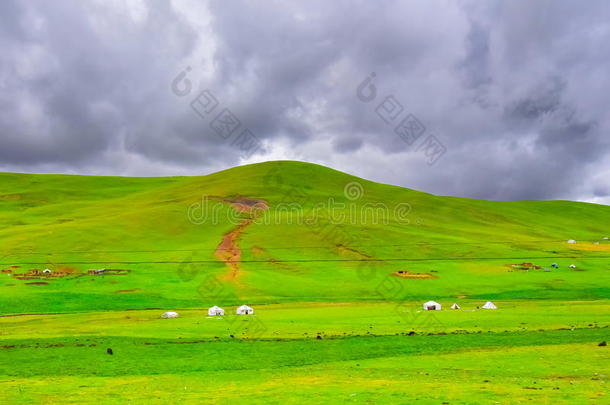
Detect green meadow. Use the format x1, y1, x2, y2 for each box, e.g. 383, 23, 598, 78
1, 161, 609, 403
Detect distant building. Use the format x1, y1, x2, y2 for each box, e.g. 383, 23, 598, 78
450, 303, 460, 310
236, 305, 254, 315
423, 301, 441, 311
208, 306, 225, 316
567, 240, 577, 244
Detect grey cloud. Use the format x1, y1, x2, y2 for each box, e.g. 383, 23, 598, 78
594, 184, 610, 198
505, 77, 564, 123
333, 137, 363, 153
0, 0, 609, 204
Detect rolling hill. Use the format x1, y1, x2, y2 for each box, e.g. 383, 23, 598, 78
1, 160, 609, 314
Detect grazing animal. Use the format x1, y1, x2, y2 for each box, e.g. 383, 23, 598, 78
107, 348, 113, 355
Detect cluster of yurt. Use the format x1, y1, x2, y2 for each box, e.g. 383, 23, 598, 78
161, 305, 254, 319
209, 305, 254, 315
422, 301, 497, 310
548, 263, 579, 270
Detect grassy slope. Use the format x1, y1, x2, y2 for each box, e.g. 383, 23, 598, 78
1, 161, 609, 404
1, 160, 609, 314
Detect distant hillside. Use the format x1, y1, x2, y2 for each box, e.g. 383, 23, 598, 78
1, 161, 609, 314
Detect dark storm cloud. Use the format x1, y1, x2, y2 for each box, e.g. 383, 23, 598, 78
0, 0, 609, 204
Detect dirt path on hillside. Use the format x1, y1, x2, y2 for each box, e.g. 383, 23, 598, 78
337, 244, 372, 259
214, 197, 268, 281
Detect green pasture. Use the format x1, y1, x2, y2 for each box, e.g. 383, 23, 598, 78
1, 301, 609, 340
1, 161, 609, 403
1, 302, 608, 404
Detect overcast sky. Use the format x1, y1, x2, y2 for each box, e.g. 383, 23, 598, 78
1, 0, 609, 204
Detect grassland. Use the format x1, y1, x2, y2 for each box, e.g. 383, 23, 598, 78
0, 161, 609, 403
1, 302, 608, 404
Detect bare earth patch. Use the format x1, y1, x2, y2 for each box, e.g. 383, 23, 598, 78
88, 269, 131, 276
225, 197, 269, 213
214, 197, 268, 281
393, 270, 438, 279
337, 244, 372, 259
506, 262, 541, 272
115, 289, 140, 293
13, 266, 80, 280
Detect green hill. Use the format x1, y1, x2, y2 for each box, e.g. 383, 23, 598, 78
1, 160, 609, 314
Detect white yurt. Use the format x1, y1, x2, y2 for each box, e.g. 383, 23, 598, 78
569, 264, 577, 269
423, 301, 441, 311
450, 303, 460, 310
43, 269, 52, 274
208, 306, 225, 316
482, 301, 497, 309
567, 239, 577, 244
236, 305, 254, 315
161, 311, 179, 319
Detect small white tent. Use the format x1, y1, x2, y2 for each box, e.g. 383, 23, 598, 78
482, 301, 497, 309
208, 306, 225, 316
236, 305, 254, 315
423, 301, 441, 311
161, 311, 179, 319
43, 269, 52, 274
569, 264, 576, 269
450, 303, 460, 310
567, 239, 577, 244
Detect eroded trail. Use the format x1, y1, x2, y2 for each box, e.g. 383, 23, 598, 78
214, 197, 268, 281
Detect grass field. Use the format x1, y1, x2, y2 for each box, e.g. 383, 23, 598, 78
1, 302, 608, 404
1, 161, 609, 403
